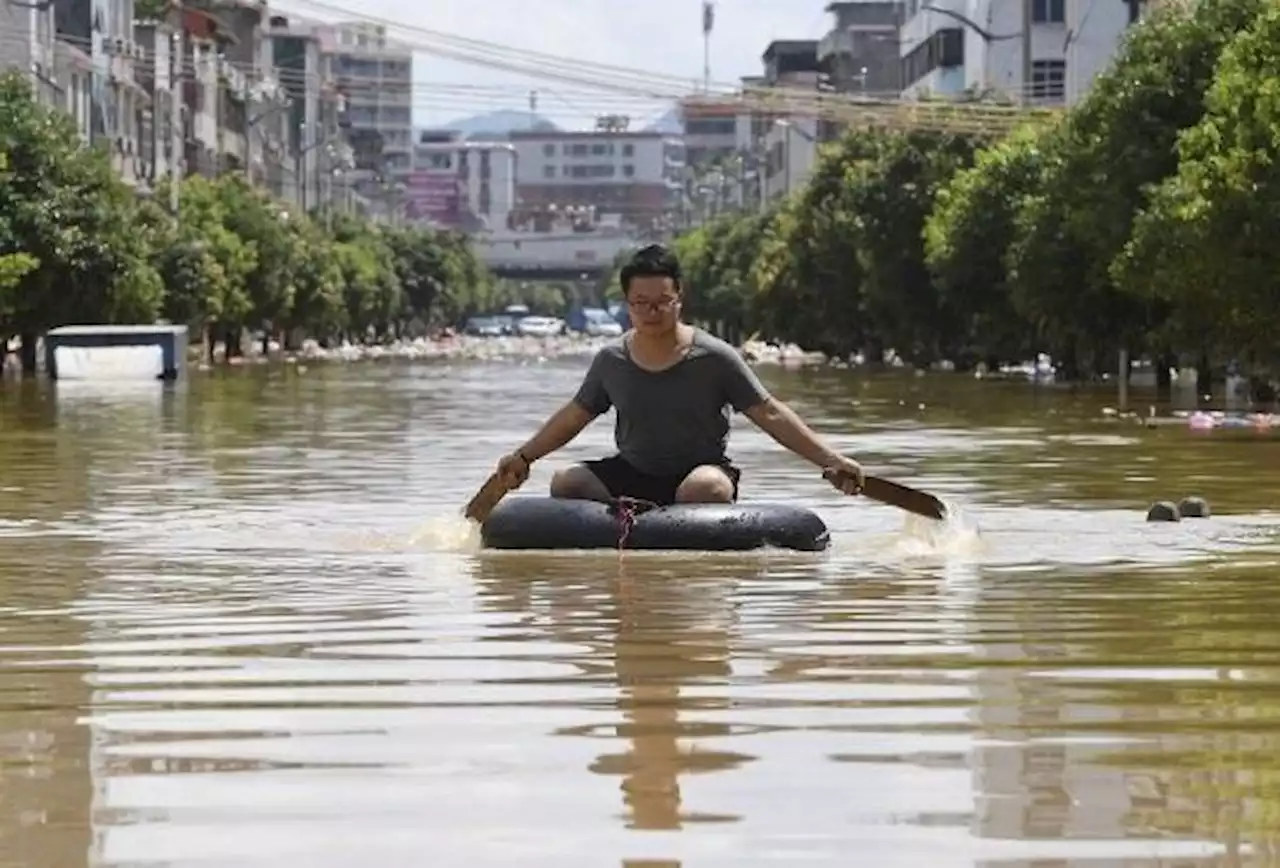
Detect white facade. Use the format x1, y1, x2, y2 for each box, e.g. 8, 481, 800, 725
315, 22, 414, 179
510, 131, 683, 187
410, 140, 516, 229
762, 116, 820, 201
471, 230, 635, 273
899, 0, 1136, 105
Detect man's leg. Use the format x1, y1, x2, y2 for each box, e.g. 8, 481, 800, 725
549, 463, 613, 502
674, 463, 739, 504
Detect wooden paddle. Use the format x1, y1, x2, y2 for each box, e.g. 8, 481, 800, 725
823, 468, 947, 521
463, 472, 510, 524
466, 465, 947, 525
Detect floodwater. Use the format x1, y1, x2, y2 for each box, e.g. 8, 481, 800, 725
1, 358, 1279, 868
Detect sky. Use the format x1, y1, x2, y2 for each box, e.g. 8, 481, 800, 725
278, 0, 837, 130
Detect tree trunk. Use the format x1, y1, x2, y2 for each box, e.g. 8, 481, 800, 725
19, 332, 37, 376
1155, 351, 1175, 396
1196, 351, 1212, 403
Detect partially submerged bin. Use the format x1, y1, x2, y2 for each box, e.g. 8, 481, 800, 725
44, 325, 188, 380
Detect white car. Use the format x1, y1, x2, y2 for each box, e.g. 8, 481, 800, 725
516, 316, 566, 337
582, 310, 623, 337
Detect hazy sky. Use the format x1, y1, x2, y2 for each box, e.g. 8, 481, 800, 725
280, 0, 837, 129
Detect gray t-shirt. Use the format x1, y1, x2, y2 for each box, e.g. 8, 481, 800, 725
572, 328, 772, 476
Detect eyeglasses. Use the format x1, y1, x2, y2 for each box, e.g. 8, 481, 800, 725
627, 297, 679, 314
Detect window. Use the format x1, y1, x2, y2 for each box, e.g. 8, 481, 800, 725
900, 27, 963, 89
1031, 59, 1066, 100
564, 163, 615, 178
543, 164, 556, 178
543, 143, 554, 156
622, 165, 634, 178
622, 143, 634, 157
684, 117, 735, 136
1032, 0, 1065, 24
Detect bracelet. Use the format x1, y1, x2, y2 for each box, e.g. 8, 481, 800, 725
515, 449, 533, 467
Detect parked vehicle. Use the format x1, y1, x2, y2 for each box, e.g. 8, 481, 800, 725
607, 302, 631, 331
566, 306, 623, 337
515, 315, 567, 337
464, 316, 505, 337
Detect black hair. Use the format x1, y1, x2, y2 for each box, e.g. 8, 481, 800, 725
619, 243, 682, 295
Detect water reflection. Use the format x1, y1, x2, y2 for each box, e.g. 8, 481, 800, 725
472, 553, 765, 831
0, 543, 98, 868
1, 362, 1280, 866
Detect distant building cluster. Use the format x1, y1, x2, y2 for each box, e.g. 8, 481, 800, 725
4, 0, 419, 219
1, 0, 1159, 246
678, 0, 1155, 214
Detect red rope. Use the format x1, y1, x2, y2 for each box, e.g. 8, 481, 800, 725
609, 496, 657, 551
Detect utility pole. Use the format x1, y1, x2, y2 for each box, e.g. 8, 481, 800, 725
701, 1, 714, 92
528, 90, 538, 129
1022, 0, 1034, 104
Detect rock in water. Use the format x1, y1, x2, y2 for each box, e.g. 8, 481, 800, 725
1177, 496, 1211, 519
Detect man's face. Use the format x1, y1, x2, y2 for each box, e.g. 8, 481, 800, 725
626, 276, 681, 335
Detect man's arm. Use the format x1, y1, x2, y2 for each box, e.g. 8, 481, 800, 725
516, 350, 612, 463
744, 398, 843, 468
516, 401, 596, 462
720, 347, 844, 468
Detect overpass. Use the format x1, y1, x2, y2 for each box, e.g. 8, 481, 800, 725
470, 231, 642, 280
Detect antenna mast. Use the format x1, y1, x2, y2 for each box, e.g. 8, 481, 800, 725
702, 1, 714, 92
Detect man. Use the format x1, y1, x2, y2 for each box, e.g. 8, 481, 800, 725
492, 243, 864, 505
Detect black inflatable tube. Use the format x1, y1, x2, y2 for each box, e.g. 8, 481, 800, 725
480, 496, 831, 552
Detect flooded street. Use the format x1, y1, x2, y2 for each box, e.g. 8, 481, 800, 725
2, 359, 1280, 867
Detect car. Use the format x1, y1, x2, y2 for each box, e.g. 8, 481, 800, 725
515, 315, 567, 337
567, 306, 623, 337
464, 316, 505, 337
582, 309, 622, 337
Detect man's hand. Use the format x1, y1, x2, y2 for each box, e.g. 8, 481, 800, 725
822, 454, 864, 495
495, 451, 531, 490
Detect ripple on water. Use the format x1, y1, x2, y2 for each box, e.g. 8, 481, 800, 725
2, 365, 1280, 866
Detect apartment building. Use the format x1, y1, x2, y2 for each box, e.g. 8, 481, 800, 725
1, 0, 58, 106
53, 0, 147, 182
679, 40, 829, 208
268, 14, 351, 212
408, 130, 516, 230
314, 21, 413, 187
817, 1, 903, 95
898, 0, 1138, 105
509, 129, 684, 230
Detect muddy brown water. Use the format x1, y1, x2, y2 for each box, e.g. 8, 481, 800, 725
1, 360, 1279, 867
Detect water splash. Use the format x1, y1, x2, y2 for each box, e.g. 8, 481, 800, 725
892, 500, 984, 559
406, 515, 482, 553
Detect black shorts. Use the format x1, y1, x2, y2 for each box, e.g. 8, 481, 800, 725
584, 455, 741, 506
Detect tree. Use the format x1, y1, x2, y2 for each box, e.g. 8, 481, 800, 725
0, 71, 163, 372
752, 132, 882, 360
1113, 1, 1280, 369
924, 125, 1049, 366
1004, 0, 1267, 377
851, 130, 976, 366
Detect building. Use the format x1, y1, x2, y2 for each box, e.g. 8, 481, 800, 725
134, 15, 184, 208
508, 128, 684, 231
757, 40, 825, 200
2, 0, 58, 106
679, 37, 846, 211
267, 13, 351, 213
53, 0, 147, 175
817, 1, 903, 95
176, 4, 222, 179
408, 130, 516, 230
898, 0, 1138, 105
314, 21, 413, 188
